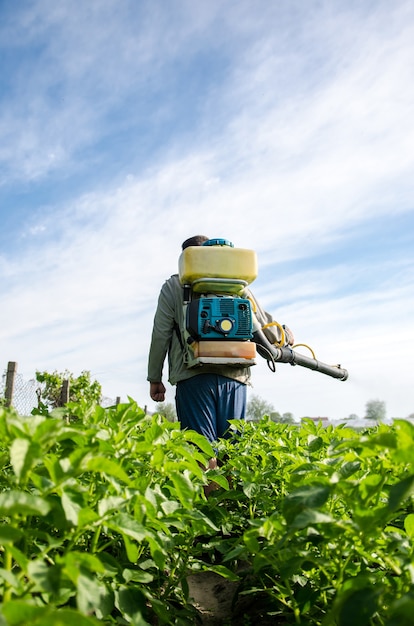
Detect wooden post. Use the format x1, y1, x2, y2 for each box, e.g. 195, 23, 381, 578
60, 379, 70, 406
5, 361, 17, 408
116, 396, 121, 405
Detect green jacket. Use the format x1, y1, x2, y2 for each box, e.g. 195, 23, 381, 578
147, 274, 280, 387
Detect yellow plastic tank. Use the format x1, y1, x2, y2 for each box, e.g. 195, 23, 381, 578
178, 245, 258, 293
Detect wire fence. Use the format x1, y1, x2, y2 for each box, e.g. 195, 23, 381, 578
1, 362, 119, 415
0, 371, 39, 416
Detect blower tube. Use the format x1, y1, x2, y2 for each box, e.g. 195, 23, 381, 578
252, 327, 348, 381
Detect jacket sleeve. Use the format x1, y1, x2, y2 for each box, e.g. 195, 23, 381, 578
147, 278, 177, 383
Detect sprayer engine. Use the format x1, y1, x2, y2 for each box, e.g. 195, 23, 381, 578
186, 296, 253, 341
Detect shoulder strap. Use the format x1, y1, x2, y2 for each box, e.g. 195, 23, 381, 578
173, 320, 185, 351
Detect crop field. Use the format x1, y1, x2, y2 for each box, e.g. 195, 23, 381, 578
0, 401, 413, 625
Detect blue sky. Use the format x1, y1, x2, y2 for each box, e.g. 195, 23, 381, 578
1, 0, 414, 420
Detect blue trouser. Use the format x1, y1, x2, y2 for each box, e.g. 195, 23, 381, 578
175, 373, 247, 444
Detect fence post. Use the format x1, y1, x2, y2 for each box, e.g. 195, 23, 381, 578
5, 361, 18, 408
60, 379, 70, 406
116, 396, 121, 405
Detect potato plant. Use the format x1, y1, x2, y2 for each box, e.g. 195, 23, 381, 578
0, 403, 413, 625
211, 417, 414, 625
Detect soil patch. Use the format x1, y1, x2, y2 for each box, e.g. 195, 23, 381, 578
186, 570, 281, 625
187, 571, 238, 625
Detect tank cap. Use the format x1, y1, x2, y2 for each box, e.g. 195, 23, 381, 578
202, 238, 234, 247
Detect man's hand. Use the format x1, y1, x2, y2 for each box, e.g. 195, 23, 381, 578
150, 382, 166, 402
283, 326, 295, 346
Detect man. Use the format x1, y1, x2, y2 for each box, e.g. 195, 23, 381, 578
147, 235, 294, 445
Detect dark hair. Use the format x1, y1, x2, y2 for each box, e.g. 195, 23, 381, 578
181, 235, 209, 250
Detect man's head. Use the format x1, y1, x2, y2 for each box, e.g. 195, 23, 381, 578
181, 235, 209, 250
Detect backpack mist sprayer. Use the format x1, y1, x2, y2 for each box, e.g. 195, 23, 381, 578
178, 239, 348, 382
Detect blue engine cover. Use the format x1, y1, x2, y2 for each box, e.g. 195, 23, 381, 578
186, 297, 253, 341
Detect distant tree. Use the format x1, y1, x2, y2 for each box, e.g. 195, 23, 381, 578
347, 413, 359, 420
271, 411, 295, 424
35, 370, 102, 408
155, 402, 177, 422
270, 411, 282, 422
365, 399, 386, 422
281, 412, 295, 424
247, 394, 275, 421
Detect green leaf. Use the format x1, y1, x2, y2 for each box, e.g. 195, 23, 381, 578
387, 595, 414, 626
169, 470, 195, 508
339, 460, 362, 478
148, 536, 166, 570
76, 572, 114, 618
286, 484, 331, 508
291, 508, 333, 529
144, 423, 165, 444
388, 474, 414, 513
392, 419, 414, 464
0, 490, 51, 517
243, 481, 260, 498
77, 506, 99, 527
335, 585, 381, 626
60, 551, 105, 584
221, 544, 247, 563
150, 446, 165, 466
278, 556, 306, 579
307, 435, 324, 452
404, 513, 414, 537
85, 455, 132, 485
9, 438, 41, 483
283, 484, 330, 523
353, 508, 383, 531
115, 586, 150, 625
5, 544, 30, 572
182, 430, 215, 457
243, 530, 260, 553
206, 471, 230, 491
205, 564, 240, 581
189, 509, 220, 533
368, 432, 397, 449
358, 473, 384, 502
107, 513, 150, 542
123, 533, 140, 562
0, 602, 101, 625
174, 445, 206, 478
27, 559, 60, 594
160, 499, 181, 515
0, 567, 21, 591
61, 490, 83, 525
123, 568, 154, 583
0, 524, 23, 543
97, 495, 126, 516
0, 603, 49, 626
